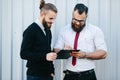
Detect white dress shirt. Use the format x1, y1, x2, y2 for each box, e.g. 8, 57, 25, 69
54, 23, 107, 72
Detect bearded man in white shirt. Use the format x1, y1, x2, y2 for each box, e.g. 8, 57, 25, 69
54, 3, 107, 80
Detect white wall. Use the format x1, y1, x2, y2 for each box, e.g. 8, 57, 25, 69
0, 0, 2, 79
0, 0, 120, 80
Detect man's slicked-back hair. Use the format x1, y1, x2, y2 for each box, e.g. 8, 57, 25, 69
74, 3, 88, 15
39, 0, 57, 13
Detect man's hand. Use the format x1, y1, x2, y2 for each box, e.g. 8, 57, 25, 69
46, 52, 57, 61
71, 51, 86, 58
51, 73, 54, 77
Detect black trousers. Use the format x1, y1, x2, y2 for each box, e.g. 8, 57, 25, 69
63, 69, 97, 80
27, 75, 53, 80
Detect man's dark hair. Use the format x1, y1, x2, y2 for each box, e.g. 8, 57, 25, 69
39, 0, 57, 13
74, 3, 88, 15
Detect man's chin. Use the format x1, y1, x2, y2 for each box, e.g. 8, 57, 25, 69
47, 26, 51, 29
48, 25, 52, 28
72, 26, 84, 32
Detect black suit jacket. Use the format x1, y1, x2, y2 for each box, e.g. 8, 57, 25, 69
20, 22, 54, 76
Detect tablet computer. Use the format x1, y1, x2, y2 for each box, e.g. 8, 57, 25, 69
56, 50, 80, 59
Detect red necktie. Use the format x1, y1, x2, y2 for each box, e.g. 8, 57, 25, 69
72, 32, 80, 66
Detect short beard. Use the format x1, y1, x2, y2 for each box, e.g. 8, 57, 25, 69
71, 22, 85, 32
42, 18, 51, 30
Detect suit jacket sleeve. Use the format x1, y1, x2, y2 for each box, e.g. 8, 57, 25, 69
20, 26, 47, 61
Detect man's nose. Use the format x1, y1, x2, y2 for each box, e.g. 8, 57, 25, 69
76, 21, 81, 25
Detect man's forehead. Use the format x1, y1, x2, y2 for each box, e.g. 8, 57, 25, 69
73, 10, 86, 19
46, 10, 57, 17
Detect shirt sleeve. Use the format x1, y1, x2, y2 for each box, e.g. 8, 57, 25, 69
94, 28, 107, 52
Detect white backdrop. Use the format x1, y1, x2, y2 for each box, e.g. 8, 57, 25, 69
0, 0, 120, 80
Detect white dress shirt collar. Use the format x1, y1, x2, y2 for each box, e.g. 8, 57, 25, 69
35, 18, 46, 34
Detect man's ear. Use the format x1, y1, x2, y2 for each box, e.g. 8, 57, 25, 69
40, 11, 45, 16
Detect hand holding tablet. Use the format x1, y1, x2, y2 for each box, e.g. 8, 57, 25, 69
56, 49, 80, 59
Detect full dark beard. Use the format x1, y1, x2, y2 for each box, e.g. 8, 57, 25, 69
71, 22, 86, 32
42, 18, 51, 30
